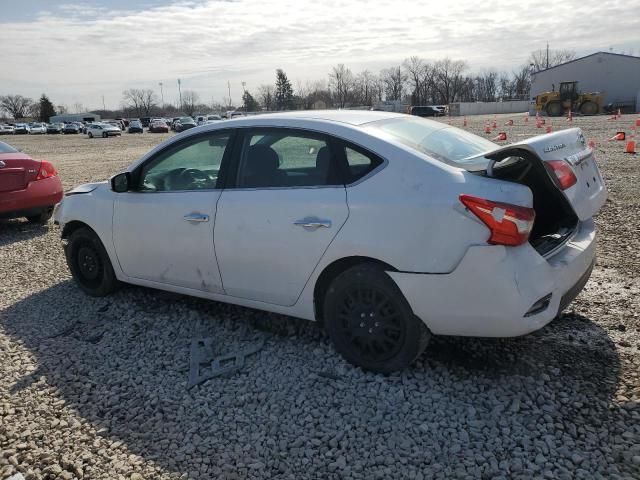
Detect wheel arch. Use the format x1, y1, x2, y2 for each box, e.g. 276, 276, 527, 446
61, 220, 97, 240
313, 256, 397, 323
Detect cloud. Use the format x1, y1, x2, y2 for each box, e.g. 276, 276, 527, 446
1, 0, 639, 108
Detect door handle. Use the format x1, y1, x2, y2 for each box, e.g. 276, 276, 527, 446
293, 218, 331, 229
183, 213, 210, 223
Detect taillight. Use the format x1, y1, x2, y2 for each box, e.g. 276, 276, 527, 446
35, 160, 57, 180
545, 160, 577, 190
460, 194, 536, 246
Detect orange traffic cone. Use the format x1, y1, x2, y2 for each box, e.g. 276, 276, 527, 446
608, 115, 617, 120
635, 118, 640, 127
546, 124, 552, 133
608, 132, 626, 141
492, 118, 497, 129
484, 124, 491, 134
567, 110, 573, 122
505, 119, 513, 126
524, 115, 529, 123
463, 116, 467, 127
588, 139, 597, 149
492, 132, 507, 141
625, 139, 636, 153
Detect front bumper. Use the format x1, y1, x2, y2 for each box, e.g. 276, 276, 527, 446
388, 219, 597, 337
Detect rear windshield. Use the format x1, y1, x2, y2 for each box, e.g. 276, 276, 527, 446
366, 117, 498, 167
0, 141, 18, 153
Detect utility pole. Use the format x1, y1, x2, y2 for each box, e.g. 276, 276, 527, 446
177, 78, 182, 110
102, 95, 106, 111
158, 82, 164, 110
546, 43, 549, 69
227, 81, 232, 108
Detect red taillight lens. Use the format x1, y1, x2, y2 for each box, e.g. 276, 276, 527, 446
35, 160, 57, 180
545, 160, 577, 190
460, 194, 536, 246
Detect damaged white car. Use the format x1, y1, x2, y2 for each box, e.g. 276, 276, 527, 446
54, 111, 607, 372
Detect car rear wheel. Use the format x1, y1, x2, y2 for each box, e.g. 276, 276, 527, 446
26, 208, 53, 225
323, 264, 431, 373
65, 227, 119, 297
102, 132, 107, 138
88, 132, 93, 138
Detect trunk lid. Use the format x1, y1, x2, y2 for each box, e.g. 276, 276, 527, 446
486, 128, 607, 221
0, 153, 41, 193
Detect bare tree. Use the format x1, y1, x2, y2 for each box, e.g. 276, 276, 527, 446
257, 84, 275, 111
181, 90, 199, 116
73, 102, 85, 113
353, 70, 377, 106
473, 70, 498, 102
328, 64, 354, 108
122, 89, 158, 117
433, 58, 467, 104
511, 65, 532, 99
528, 49, 576, 71
380, 66, 406, 101
0, 95, 34, 119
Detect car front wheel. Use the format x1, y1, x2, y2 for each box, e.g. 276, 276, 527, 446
88, 132, 93, 138
65, 227, 119, 297
323, 264, 431, 373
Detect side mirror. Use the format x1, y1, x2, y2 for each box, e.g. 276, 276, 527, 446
111, 172, 131, 192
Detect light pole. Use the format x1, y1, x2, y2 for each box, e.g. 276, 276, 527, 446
177, 78, 182, 111
241, 81, 247, 110
159, 82, 164, 110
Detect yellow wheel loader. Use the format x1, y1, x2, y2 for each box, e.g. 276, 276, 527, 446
535, 81, 603, 117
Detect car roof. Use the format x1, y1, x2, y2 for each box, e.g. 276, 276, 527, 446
224, 110, 405, 126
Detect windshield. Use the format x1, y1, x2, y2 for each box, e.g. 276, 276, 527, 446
366, 117, 498, 167
180, 117, 194, 123
0, 141, 18, 153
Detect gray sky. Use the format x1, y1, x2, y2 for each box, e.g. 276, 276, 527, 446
2, 0, 639, 110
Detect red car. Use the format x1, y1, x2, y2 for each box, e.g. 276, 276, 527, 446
148, 121, 169, 133
0, 141, 63, 224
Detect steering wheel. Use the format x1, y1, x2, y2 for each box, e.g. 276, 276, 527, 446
178, 168, 210, 189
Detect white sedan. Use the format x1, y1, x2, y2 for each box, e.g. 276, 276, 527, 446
86, 123, 122, 138
54, 111, 607, 372
29, 123, 47, 134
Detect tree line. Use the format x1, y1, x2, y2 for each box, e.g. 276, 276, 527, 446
1, 49, 575, 120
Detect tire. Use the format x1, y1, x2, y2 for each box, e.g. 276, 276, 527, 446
580, 101, 598, 115
323, 264, 431, 373
26, 208, 53, 225
545, 101, 563, 117
65, 227, 119, 297
102, 132, 107, 138
88, 132, 93, 138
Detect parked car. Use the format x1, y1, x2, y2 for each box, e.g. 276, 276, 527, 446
0, 140, 63, 224
128, 120, 144, 134
148, 120, 169, 133
140, 117, 151, 128
54, 111, 607, 372
46, 123, 63, 134
0, 125, 15, 135
63, 123, 81, 134
196, 115, 206, 126
207, 114, 222, 121
86, 123, 122, 138
408, 106, 444, 117
13, 124, 30, 135
29, 123, 47, 134
175, 117, 196, 132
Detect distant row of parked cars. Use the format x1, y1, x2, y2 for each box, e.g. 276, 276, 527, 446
0, 121, 86, 135
0, 112, 247, 139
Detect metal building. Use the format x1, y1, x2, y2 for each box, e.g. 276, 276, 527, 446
49, 112, 101, 123
529, 52, 640, 114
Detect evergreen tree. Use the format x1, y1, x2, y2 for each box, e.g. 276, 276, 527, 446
242, 91, 260, 112
274, 69, 293, 111
38, 94, 56, 122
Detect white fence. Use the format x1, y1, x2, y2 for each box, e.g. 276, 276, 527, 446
449, 101, 530, 116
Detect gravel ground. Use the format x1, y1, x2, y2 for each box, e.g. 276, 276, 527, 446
1, 116, 639, 480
